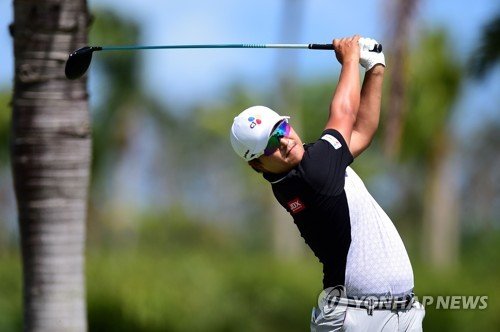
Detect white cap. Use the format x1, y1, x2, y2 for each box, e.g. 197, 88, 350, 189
230, 106, 288, 161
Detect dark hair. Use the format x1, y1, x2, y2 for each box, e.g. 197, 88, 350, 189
248, 158, 263, 173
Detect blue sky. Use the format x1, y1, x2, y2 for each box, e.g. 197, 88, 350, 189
0, 1, 498, 225
1, 1, 499, 121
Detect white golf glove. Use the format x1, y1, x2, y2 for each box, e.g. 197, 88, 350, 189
359, 37, 386, 71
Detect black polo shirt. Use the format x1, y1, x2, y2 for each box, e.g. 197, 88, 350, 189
263, 129, 353, 289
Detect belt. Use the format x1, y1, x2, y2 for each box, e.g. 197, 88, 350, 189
327, 293, 415, 316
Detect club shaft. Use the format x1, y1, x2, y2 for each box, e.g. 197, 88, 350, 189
98, 43, 382, 53
101, 44, 317, 51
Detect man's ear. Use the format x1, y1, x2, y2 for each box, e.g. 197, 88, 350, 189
248, 158, 265, 173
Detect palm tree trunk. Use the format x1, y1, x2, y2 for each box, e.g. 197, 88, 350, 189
384, 0, 418, 157
11, 1, 90, 331
421, 132, 459, 268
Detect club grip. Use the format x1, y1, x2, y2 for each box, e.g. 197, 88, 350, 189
309, 43, 383, 53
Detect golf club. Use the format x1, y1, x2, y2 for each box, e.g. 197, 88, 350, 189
65, 42, 383, 80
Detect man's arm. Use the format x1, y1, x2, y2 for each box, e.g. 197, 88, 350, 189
349, 65, 385, 157
348, 37, 386, 158
324, 35, 362, 148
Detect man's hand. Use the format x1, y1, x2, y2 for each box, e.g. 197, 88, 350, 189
359, 37, 386, 71
333, 35, 361, 65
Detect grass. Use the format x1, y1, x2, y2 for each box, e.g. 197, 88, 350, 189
1, 225, 499, 331
86, 248, 321, 332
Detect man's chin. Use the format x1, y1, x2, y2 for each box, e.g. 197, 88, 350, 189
287, 148, 304, 164
286, 154, 301, 167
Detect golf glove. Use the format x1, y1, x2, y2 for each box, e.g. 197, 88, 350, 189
359, 37, 385, 71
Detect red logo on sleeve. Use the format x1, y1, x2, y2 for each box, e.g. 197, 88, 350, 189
287, 198, 306, 214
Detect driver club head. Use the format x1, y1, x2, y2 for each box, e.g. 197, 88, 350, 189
65, 46, 101, 80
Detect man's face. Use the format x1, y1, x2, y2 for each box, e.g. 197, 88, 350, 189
257, 126, 305, 174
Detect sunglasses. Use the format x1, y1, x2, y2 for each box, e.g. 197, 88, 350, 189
263, 119, 291, 156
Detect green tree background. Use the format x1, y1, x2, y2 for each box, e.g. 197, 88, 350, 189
1, 3, 500, 332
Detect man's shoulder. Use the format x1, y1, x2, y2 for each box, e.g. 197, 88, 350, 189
297, 129, 353, 196
300, 129, 351, 166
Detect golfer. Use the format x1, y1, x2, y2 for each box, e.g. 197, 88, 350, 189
230, 35, 425, 331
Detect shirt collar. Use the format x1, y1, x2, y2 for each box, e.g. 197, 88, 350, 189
263, 171, 289, 184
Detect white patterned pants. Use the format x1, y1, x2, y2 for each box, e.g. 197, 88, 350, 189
310, 301, 425, 332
